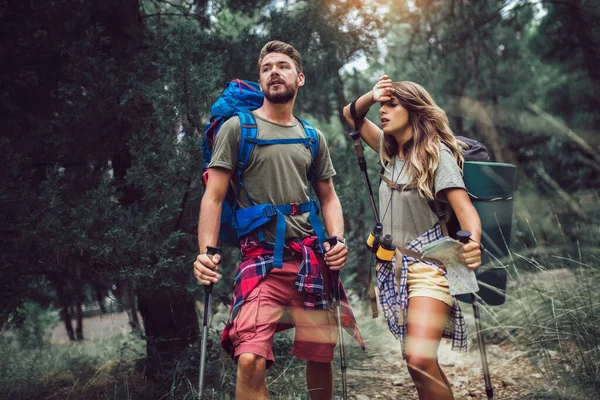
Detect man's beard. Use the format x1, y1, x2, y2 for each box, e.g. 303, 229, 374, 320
264, 83, 297, 104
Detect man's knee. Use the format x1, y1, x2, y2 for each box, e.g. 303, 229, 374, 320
237, 353, 266, 377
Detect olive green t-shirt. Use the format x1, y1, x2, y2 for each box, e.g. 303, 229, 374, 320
378, 133, 466, 246
208, 111, 336, 242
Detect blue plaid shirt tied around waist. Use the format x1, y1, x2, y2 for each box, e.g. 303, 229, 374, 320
377, 222, 468, 352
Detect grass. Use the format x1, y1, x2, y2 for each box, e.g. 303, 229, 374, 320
2, 222, 600, 399
474, 248, 600, 400
0, 331, 145, 400
3, 264, 600, 400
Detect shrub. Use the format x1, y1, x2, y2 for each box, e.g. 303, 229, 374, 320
14, 302, 59, 350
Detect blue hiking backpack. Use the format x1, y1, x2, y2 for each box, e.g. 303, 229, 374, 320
201, 79, 327, 266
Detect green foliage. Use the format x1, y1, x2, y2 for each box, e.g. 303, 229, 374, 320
13, 303, 59, 350
492, 260, 600, 399
1, 0, 599, 397
0, 333, 145, 399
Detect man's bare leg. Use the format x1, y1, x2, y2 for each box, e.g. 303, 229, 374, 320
236, 353, 269, 400
306, 360, 333, 400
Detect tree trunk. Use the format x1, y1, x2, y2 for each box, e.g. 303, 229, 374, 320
55, 282, 75, 341
137, 289, 199, 380
121, 279, 141, 333
465, 39, 518, 165
571, 0, 600, 128
73, 264, 84, 340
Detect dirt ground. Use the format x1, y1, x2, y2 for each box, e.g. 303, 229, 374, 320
51, 311, 138, 341
343, 338, 541, 400
338, 308, 543, 400
49, 309, 542, 400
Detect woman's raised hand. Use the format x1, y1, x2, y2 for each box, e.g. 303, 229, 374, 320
372, 74, 394, 103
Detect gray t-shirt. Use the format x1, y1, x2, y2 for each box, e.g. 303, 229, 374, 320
208, 111, 336, 242
378, 133, 466, 246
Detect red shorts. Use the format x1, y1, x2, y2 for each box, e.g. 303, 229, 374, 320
228, 257, 337, 366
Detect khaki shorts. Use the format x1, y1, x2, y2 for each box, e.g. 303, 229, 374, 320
405, 261, 454, 307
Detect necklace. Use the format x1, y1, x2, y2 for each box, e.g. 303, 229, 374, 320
381, 157, 407, 222
392, 157, 406, 184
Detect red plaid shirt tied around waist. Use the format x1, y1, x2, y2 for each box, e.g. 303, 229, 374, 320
220, 236, 365, 359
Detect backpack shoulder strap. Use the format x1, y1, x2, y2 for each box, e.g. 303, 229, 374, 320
379, 160, 388, 177
295, 118, 327, 249
297, 118, 319, 162
236, 111, 258, 171
297, 118, 319, 184
430, 199, 450, 237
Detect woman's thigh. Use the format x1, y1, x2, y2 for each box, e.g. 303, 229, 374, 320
405, 296, 451, 359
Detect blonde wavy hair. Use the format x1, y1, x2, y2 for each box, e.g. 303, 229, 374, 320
380, 81, 465, 199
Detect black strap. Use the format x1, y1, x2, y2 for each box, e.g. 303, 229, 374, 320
350, 96, 369, 130
431, 199, 449, 237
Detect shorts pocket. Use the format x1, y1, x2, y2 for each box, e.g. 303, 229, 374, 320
231, 288, 261, 345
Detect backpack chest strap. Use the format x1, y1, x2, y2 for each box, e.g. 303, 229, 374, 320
380, 173, 418, 191
244, 136, 316, 148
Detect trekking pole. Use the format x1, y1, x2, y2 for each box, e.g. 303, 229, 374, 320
326, 236, 348, 400
456, 231, 494, 400
349, 130, 379, 223
198, 246, 219, 400
349, 129, 386, 319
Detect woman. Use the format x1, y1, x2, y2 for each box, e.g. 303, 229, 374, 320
343, 75, 482, 400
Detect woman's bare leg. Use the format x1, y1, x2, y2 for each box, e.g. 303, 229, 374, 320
404, 296, 454, 400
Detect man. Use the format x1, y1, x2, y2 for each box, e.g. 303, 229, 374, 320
193, 40, 364, 400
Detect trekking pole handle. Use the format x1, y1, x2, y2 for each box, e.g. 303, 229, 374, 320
325, 236, 341, 299
204, 246, 219, 295
456, 230, 471, 244
348, 130, 361, 141
325, 236, 340, 275
348, 130, 380, 222
349, 130, 367, 172
325, 236, 339, 249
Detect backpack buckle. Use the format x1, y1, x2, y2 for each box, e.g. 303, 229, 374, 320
303, 137, 316, 149
263, 204, 277, 217
290, 202, 301, 216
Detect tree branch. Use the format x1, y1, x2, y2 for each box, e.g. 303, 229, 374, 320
528, 103, 600, 167
141, 12, 191, 19
532, 163, 588, 219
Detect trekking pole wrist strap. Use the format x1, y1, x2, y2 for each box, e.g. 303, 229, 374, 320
468, 238, 484, 251
350, 96, 369, 130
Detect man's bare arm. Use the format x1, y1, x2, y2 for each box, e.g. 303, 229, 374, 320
194, 167, 232, 285
313, 177, 347, 271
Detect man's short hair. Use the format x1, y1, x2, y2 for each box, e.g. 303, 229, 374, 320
257, 40, 303, 74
